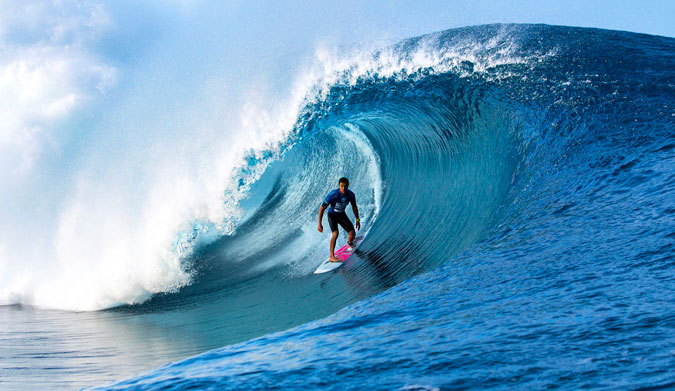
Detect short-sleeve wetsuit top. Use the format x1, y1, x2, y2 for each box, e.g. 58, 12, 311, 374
322, 189, 356, 214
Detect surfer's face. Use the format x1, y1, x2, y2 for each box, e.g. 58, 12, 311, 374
339, 182, 348, 194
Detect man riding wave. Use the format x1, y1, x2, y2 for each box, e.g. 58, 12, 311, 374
318, 177, 360, 262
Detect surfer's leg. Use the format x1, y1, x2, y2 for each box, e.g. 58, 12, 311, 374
330, 230, 340, 262
335, 212, 355, 246
347, 230, 356, 247
327, 212, 341, 261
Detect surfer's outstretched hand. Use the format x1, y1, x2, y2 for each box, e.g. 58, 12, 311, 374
355, 220, 361, 230
318, 224, 323, 233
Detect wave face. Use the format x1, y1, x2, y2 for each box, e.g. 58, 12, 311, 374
81, 24, 675, 391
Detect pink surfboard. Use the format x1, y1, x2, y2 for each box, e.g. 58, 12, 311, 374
314, 236, 364, 274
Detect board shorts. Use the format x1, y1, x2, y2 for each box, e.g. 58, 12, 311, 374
327, 211, 355, 233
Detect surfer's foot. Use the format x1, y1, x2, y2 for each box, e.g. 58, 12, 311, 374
329, 255, 341, 263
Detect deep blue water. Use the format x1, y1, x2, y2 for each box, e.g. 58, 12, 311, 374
2, 24, 674, 390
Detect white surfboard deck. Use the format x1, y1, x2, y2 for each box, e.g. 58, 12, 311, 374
314, 236, 364, 274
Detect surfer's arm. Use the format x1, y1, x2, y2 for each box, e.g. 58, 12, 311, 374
318, 205, 326, 232
351, 199, 360, 230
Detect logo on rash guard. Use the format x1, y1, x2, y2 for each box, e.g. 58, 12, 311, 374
334, 197, 348, 212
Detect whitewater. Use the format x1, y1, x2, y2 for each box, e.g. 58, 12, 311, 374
0, 11, 673, 391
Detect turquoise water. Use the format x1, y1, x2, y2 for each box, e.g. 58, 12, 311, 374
2, 24, 674, 390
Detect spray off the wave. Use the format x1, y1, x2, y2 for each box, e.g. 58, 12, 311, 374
0, 2, 312, 310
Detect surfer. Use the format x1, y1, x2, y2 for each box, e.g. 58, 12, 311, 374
318, 177, 360, 262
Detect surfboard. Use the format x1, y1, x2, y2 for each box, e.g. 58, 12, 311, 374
314, 236, 364, 274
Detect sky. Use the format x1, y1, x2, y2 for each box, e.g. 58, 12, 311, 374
89, 1, 674, 68
400, 0, 675, 38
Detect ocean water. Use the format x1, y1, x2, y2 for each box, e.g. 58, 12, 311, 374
1, 24, 674, 390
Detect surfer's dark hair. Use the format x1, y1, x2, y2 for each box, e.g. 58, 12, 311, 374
339, 177, 349, 186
